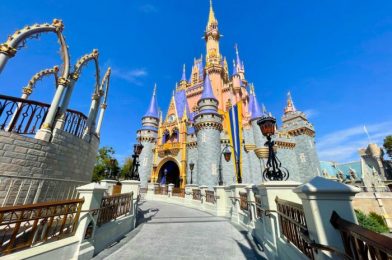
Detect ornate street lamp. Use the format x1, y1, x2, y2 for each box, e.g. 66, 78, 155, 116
189, 161, 195, 184
257, 115, 289, 181
127, 143, 144, 181
218, 144, 242, 186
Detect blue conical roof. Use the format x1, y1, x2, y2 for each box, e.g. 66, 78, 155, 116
250, 92, 263, 120
143, 85, 159, 119
201, 74, 217, 100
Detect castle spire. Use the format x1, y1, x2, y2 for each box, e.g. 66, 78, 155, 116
201, 73, 217, 100
284, 91, 296, 114
143, 84, 159, 119
250, 87, 263, 120
207, 0, 217, 30
235, 44, 241, 68
181, 64, 186, 82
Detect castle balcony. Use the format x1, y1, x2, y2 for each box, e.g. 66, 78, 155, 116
157, 142, 182, 157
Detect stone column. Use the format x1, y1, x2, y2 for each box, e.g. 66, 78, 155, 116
145, 183, 156, 200
75, 183, 107, 259
254, 181, 301, 260
245, 185, 256, 229
214, 186, 228, 217
54, 79, 77, 130
229, 184, 248, 224
83, 92, 101, 141
168, 183, 174, 197
100, 179, 117, 195
35, 78, 69, 142
121, 180, 140, 198
185, 184, 198, 205
294, 176, 360, 260
199, 185, 208, 209
95, 103, 107, 136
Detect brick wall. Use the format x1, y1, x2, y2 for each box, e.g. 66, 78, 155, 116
0, 128, 99, 205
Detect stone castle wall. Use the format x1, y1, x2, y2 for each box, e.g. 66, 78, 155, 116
0, 128, 99, 205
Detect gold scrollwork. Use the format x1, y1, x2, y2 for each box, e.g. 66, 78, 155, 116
0, 44, 17, 57
57, 77, 70, 86
52, 19, 64, 32
22, 86, 33, 95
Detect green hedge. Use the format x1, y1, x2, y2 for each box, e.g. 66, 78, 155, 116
355, 210, 389, 233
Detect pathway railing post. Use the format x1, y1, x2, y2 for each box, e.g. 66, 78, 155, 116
294, 176, 360, 260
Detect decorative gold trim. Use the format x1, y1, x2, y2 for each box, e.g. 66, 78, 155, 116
52, 19, 64, 32
244, 144, 256, 152
57, 77, 70, 86
0, 44, 17, 57
287, 127, 315, 137
255, 147, 269, 159
41, 123, 51, 130
275, 140, 296, 149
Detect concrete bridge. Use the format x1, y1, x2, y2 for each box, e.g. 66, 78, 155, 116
94, 200, 265, 260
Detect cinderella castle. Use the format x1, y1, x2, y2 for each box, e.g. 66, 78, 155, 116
135, 1, 321, 188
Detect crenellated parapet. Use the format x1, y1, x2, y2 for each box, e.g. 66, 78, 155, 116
194, 120, 223, 132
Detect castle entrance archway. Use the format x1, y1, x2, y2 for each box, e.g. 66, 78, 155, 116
158, 160, 180, 187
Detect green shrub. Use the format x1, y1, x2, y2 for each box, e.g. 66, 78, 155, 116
355, 210, 389, 233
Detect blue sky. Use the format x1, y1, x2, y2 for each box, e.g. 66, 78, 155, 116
1, 0, 391, 164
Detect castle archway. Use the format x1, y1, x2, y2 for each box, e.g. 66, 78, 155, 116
157, 159, 180, 187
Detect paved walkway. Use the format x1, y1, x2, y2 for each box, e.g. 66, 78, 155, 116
94, 200, 265, 260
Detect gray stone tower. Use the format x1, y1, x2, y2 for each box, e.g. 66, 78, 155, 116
194, 74, 223, 187
137, 85, 159, 187
280, 92, 320, 182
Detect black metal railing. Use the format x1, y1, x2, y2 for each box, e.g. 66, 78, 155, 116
0, 94, 87, 138
192, 189, 201, 201
205, 190, 215, 204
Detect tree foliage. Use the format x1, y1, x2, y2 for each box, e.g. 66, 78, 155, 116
92, 146, 120, 182
383, 135, 392, 158
120, 156, 133, 179
355, 210, 389, 233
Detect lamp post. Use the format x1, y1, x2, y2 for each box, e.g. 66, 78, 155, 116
127, 143, 144, 181
189, 161, 195, 184
218, 144, 242, 186
257, 115, 289, 181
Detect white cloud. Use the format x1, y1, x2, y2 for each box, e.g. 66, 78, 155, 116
139, 4, 158, 13
111, 68, 148, 85
317, 121, 392, 162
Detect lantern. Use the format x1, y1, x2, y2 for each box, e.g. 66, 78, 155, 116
257, 115, 277, 137
134, 143, 144, 156
223, 146, 232, 162
189, 161, 195, 171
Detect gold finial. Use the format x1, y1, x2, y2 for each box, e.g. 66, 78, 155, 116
207, 0, 217, 28
284, 91, 296, 114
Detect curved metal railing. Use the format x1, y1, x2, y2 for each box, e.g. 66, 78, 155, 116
0, 94, 87, 138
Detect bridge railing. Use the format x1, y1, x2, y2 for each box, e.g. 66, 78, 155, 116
205, 190, 215, 204
0, 94, 87, 138
96, 192, 133, 226
0, 198, 84, 256
275, 197, 314, 259
192, 189, 201, 201
172, 188, 185, 198
330, 211, 392, 259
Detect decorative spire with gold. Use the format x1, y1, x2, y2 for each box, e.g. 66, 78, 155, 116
284, 91, 296, 114
204, 0, 221, 67
206, 0, 217, 30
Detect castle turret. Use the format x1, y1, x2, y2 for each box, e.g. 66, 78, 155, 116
280, 92, 320, 182
194, 74, 223, 186
137, 85, 159, 187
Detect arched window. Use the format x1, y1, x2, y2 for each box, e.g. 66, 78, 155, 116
171, 128, 179, 142
162, 130, 170, 143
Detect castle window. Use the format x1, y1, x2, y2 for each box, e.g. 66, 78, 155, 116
299, 153, 306, 163
171, 128, 179, 142
163, 130, 170, 143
